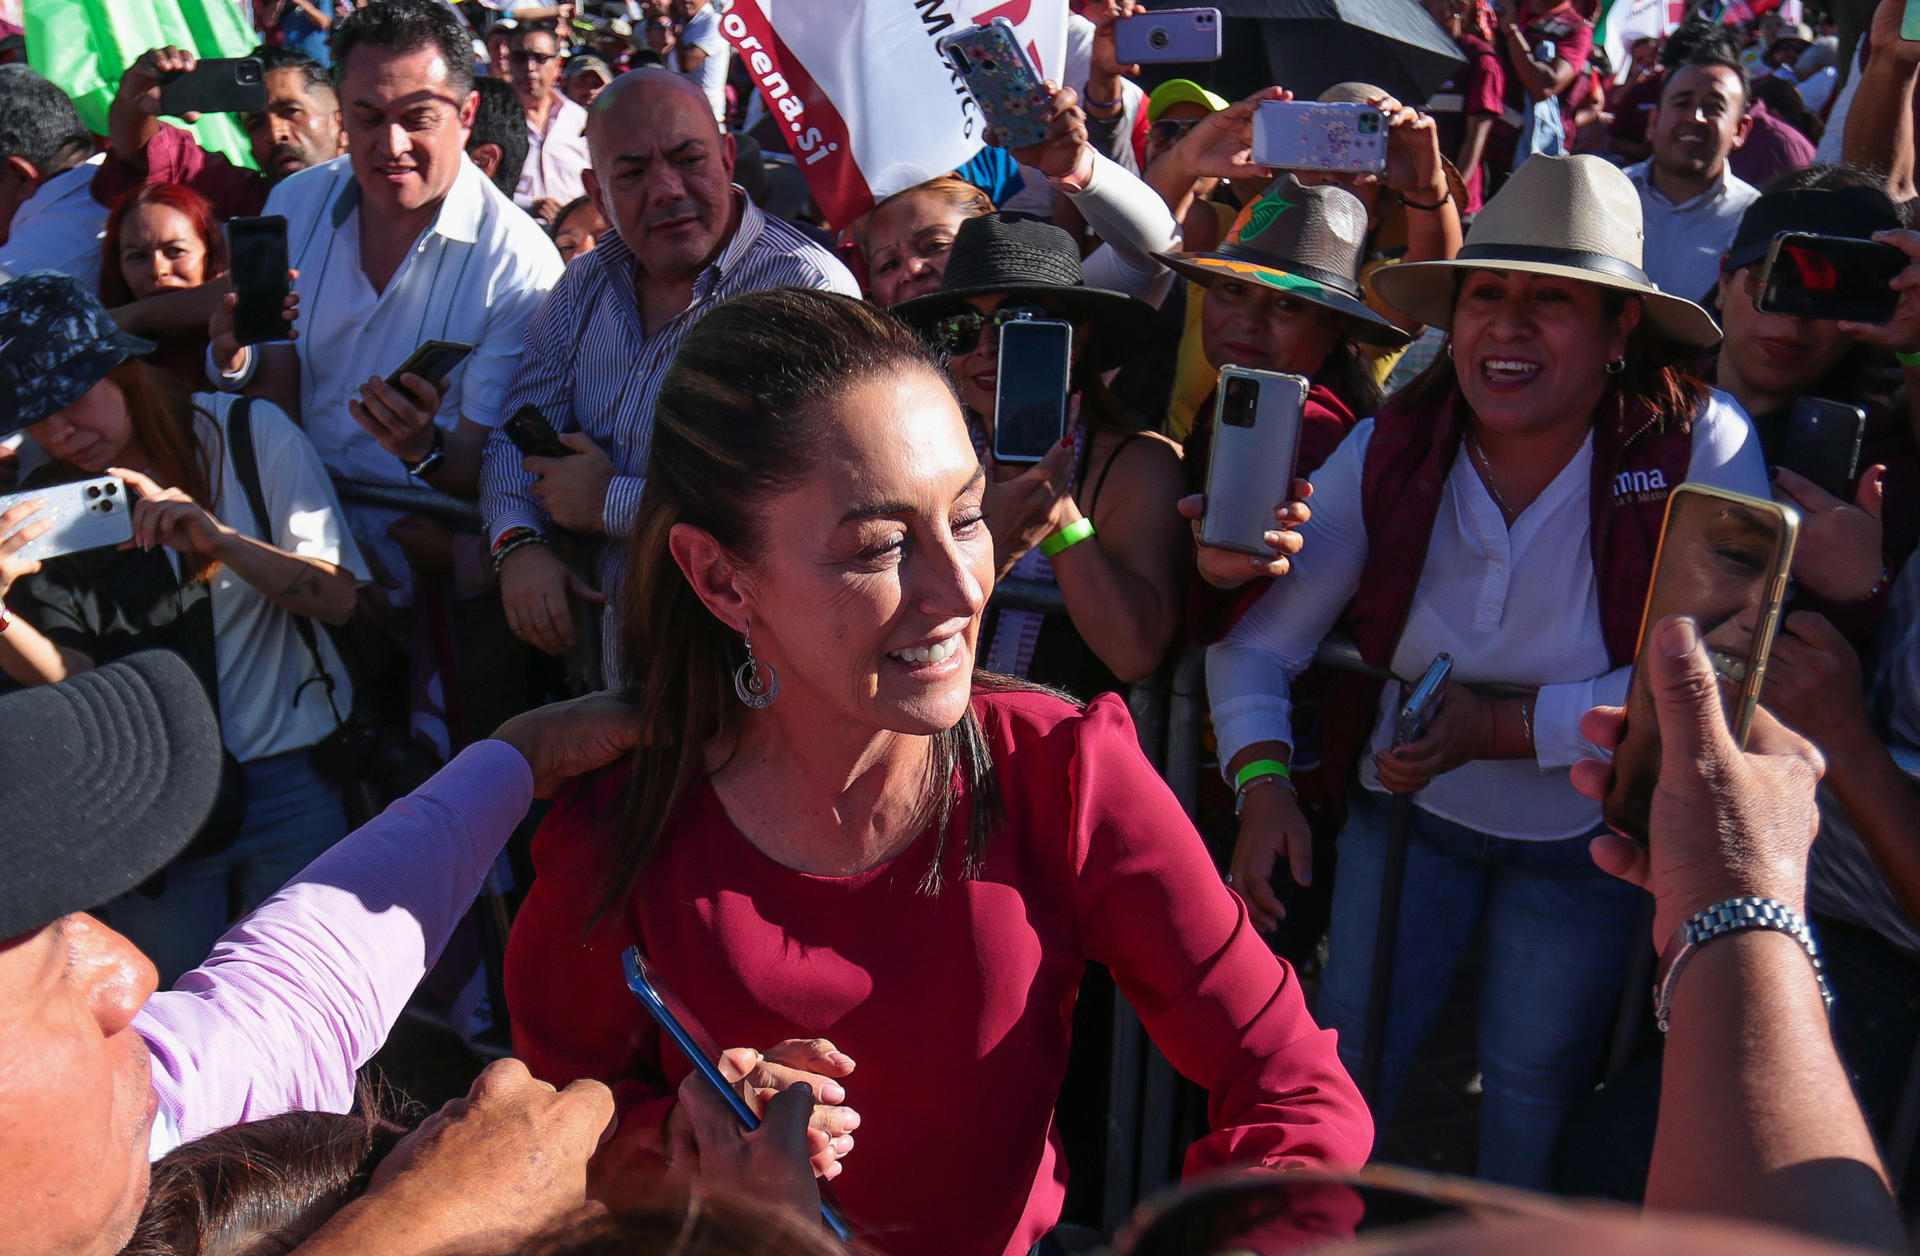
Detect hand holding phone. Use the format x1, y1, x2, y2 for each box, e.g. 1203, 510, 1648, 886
992, 318, 1073, 464
1757, 233, 1907, 323
504, 404, 571, 459
938, 19, 1053, 149
1778, 397, 1865, 500
0, 476, 134, 563
1252, 100, 1389, 173
1395, 654, 1455, 748
1200, 366, 1308, 556
158, 57, 267, 116
385, 340, 474, 394
225, 216, 291, 347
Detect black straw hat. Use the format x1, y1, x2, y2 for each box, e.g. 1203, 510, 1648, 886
891, 213, 1158, 370
1152, 175, 1410, 349
0, 650, 222, 941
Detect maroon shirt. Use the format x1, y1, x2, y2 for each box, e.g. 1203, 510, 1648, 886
1730, 99, 1817, 191
1500, 0, 1593, 150
91, 122, 271, 219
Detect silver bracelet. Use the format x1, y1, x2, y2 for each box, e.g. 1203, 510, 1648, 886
1518, 694, 1534, 752
1653, 896, 1834, 1034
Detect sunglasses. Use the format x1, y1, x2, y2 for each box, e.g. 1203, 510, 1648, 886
1148, 117, 1204, 146
931, 304, 1054, 355
508, 50, 558, 67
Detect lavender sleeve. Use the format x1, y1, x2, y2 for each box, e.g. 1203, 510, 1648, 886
135, 740, 535, 1152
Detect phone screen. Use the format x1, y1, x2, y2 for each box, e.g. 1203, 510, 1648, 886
992, 319, 1071, 464
1760, 234, 1906, 323
1603, 488, 1797, 843
226, 216, 290, 347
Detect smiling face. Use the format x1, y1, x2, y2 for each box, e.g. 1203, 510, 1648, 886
727, 368, 993, 737
1448, 269, 1639, 436
865, 188, 974, 308
586, 72, 737, 286
1650, 63, 1749, 185
27, 377, 140, 474
1198, 276, 1348, 379
116, 202, 209, 300
0, 915, 162, 1256
338, 42, 478, 221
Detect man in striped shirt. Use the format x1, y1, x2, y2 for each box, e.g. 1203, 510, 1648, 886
480, 67, 858, 686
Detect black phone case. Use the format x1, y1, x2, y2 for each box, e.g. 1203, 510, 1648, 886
385, 342, 472, 391
159, 59, 267, 116
504, 406, 569, 459
227, 216, 289, 348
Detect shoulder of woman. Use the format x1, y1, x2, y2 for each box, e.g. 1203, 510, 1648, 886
527, 760, 638, 874
973, 687, 1140, 764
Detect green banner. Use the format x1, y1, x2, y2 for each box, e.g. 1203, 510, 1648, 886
26, 0, 262, 169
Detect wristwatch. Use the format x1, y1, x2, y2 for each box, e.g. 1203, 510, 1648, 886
1653, 895, 1834, 1033
402, 426, 446, 480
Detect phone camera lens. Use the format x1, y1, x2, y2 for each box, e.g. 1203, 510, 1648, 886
1149, 26, 1171, 48
99, 499, 115, 514
103, 482, 116, 495
85, 485, 99, 499
980, 56, 999, 72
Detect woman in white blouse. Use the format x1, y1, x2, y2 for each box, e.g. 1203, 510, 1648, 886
1204, 156, 1771, 1188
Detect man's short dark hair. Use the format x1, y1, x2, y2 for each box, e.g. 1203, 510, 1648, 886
508, 20, 561, 46
252, 44, 336, 100
0, 65, 91, 176
467, 76, 528, 198
332, 0, 477, 96
1659, 47, 1751, 108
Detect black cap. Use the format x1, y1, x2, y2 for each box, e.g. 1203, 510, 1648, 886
0, 651, 222, 941
1724, 186, 1906, 275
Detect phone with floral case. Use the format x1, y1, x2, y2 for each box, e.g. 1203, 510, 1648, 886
938, 18, 1052, 151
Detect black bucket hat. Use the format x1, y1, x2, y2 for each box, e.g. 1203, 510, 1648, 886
1722, 185, 1907, 277
0, 270, 156, 439
890, 212, 1158, 371
1152, 175, 1411, 349
0, 650, 222, 941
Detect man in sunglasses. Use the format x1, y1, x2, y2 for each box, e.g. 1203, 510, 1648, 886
507, 21, 590, 220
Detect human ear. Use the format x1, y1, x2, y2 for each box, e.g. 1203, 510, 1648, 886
668, 522, 751, 635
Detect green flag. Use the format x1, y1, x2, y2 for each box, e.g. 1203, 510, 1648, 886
27, 0, 263, 169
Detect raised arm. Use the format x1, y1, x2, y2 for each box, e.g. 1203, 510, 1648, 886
1844, 0, 1920, 204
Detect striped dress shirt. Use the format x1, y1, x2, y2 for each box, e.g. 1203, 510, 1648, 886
479, 190, 859, 682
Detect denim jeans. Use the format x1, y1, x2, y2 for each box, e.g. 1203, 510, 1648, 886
107, 748, 348, 987
1316, 790, 1646, 1188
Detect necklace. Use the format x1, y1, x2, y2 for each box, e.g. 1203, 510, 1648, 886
1466, 430, 1517, 524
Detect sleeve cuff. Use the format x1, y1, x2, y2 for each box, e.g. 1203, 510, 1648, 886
602, 474, 646, 538
488, 506, 552, 549
208, 343, 256, 392
1209, 694, 1296, 780
1533, 678, 1605, 770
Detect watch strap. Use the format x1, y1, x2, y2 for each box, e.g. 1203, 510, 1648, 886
1653, 895, 1833, 1033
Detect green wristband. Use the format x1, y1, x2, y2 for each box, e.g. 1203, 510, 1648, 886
1234, 758, 1292, 791
1039, 516, 1096, 559
1899, 351, 1920, 368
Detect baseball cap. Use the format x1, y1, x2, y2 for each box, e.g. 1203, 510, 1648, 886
1723, 185, 1906, 276
0, 651, 222, 940
1146, 78, 1228, 124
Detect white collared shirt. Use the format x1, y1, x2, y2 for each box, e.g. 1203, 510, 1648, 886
515, 91, 591, 209
262, 153, 562, 576
0, 153, 108, 289
1625, 159, 1760, 306
676, 2, 731, 122
1208, 391, 1770, 842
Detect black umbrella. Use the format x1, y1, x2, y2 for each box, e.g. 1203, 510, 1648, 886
1204, 0, 1466, 109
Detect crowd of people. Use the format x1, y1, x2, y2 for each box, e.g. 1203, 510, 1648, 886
1, 0, 1919, 1253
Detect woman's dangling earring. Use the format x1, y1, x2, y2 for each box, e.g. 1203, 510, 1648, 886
733, 620, 780, 709
1445, 341, 1454, 360
1605, 358, 1626, 375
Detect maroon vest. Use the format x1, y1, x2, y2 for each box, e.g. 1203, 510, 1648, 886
1317, 384, 1697, 800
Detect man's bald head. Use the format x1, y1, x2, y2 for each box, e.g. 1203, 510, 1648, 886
581, 65, 739, 286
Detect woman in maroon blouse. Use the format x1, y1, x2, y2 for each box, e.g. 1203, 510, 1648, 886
503, 289, 1370, 1256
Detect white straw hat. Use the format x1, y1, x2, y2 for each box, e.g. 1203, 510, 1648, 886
1370, 154, 1723, 350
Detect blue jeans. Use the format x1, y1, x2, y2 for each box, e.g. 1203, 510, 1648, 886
1316, 790, 1646, 1188
107, 748, 347, 987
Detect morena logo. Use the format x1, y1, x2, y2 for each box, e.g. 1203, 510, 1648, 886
1612, 468, 1668, 500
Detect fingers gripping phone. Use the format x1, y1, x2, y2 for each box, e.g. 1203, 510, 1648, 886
1780, 397, 1866, 500
384, 340, 473, 394
504, 403, 570, 458
1395, 654, 1453, 748
1602, 485, 1799, 844
1757, 232, 1907, 323
1200, 367, 1308, 556
937, 18, 1053, 150
620, 948, 852, 1242
158, 57, 267, 116
225, 216, 290, 348
992, 318, 1073, 464
1252, 100, 1389, 173
0, 476, 133, 561
1113, 8, 1223, 63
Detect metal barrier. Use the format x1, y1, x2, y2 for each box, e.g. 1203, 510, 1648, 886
331, 478, 483, 529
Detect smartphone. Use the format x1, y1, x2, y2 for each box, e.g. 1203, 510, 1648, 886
938, 18, 1053, 150
1395, 653, 1455, 747
992, 318, 1072, 465
1113, 7, 1222, 63
1602, 485, 1800, 844
1904, 0, 1920, 42
503, 403, 570, 459
0, 476, 133, 562
1779, 397, 1866, 500
1251, 100, 1389, 173
620, 948, 852, 1243
158, 57, 267, 116
1199, 366, 1309, 556
384, 340, 473, 393
1757, 232, 1907, 323
225, 216, 290, 347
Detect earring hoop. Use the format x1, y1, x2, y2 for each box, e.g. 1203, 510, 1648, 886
1605, 358, 1626, 375
733, 621, 779, 709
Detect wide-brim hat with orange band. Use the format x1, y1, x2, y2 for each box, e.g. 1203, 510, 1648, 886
1151, 175, 1412, 349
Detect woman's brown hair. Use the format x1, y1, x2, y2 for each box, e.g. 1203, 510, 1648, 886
79, 358, 224, 583
607, 289, 1009, 918
855, 174, 993, 262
